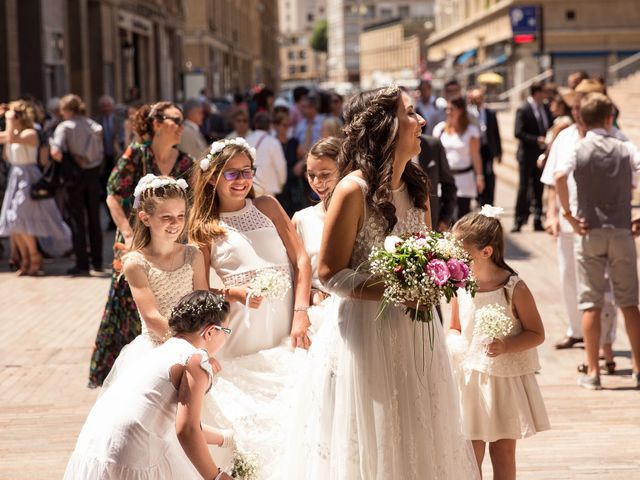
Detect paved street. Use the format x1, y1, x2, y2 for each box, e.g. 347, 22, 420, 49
1, 162, 640, 479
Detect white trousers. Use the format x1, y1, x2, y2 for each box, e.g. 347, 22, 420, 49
557, 231, 617, 344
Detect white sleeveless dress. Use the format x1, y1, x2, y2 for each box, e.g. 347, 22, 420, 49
285, 175, 480, 479
64, 337, 212, 479
452, 275, 550, 442
102, 245, 198, 388
209, 198, 294, 358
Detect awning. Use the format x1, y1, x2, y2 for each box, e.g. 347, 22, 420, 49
462, 53, 508, 76
456, 48, 477, 65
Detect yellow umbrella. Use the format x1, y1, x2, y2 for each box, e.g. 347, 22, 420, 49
477, 72, 504, 85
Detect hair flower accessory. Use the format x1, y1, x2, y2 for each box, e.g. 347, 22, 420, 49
200, 137, 256, 172
479, 204, 504, 219
133, 174, 189, 208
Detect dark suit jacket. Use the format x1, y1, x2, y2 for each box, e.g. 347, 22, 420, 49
417, 135, 457, 229
484, 108, 502, 160
514, 101, 550, 162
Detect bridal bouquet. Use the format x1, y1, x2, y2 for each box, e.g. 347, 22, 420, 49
473, 304, 514, 344
231, 450, 259, 480
249, 268, 291, 300
369, 231, 476, 324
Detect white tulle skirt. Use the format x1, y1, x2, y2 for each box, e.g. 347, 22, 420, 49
283, 297, 480, 480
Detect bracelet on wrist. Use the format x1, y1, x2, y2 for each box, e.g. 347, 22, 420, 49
294, 306, 309, 312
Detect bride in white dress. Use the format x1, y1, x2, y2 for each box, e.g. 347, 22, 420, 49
287, 86, 480, 479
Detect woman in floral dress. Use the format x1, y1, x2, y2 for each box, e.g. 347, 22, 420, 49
88, 102, 193, 387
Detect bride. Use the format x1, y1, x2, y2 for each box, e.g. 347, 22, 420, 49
287, 86, 480, 479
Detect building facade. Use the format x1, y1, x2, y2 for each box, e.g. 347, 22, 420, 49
183, 0, 280, 99
326, 0, 434, 86
278, 0, 327, 87
427, 0, 640, 92
359, 17, 431, 89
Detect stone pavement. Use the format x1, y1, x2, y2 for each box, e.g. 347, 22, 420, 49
1, 179, 640, 479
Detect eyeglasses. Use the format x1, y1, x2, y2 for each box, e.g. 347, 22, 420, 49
201, 325, 232, 337
162, 115, 184, 126
306, 170, 337, 184
222, 167, 257, 181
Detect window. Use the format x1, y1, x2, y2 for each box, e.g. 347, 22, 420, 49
380, 7, 393, 17
398, 5, 410, 17
300, 65, 307, 73
565, 9, 576, 20
299, 50, 307, 59
307, 13, 314, 22
288, 51, 295, 60
289, 65, 296, 74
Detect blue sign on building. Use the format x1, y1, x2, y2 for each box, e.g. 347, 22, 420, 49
509, 6, 539, 35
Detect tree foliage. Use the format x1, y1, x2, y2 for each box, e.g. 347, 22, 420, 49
310, 19, 328, 53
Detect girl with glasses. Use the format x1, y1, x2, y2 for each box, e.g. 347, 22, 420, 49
65, 290, 234, 480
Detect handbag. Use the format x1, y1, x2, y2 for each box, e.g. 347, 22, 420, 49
30, 159, 62, 200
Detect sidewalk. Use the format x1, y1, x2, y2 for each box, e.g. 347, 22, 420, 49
1, 179, 640, 479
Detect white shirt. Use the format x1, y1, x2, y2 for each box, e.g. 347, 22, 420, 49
545, 126, 633, 231
433, 122, 480, 198
246, 129, 287, 196
527, 96, 548, 132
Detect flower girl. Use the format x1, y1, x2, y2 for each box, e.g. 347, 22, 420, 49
64, 291, 234, 480
448, 206, 550, 479
102, 174, 212, 386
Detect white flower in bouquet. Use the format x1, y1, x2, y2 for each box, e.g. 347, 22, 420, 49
383, 235, 403, 253
231, 450, 259, 480
473, 304, 514, 343
250, 268, 291, 300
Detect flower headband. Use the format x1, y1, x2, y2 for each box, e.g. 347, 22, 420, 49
133, 174, 189, 208
170, 293, 227, 320
200, 137, 257, 172
479, 204, 504, 219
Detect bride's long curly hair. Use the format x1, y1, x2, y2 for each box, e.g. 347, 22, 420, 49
340, 86, 429, 234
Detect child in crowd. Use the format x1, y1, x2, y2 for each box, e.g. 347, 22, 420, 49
448, 207, 549, 479
64, 290, 234, 479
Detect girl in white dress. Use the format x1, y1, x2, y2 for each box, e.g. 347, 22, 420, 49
448, 209, 550, 479
295, 86, 479, 479
64, 290, 234, 480
433, 96, 485, 219
189, 137, 312, 357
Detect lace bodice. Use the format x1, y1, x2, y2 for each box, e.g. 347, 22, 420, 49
345, 176, 427, 269
123, 245, 197, 343
457, 275, 541, 377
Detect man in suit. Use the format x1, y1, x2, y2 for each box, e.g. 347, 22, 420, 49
512, 81, 550, 232
416, 135, 457, 231
468, 87, 502, 206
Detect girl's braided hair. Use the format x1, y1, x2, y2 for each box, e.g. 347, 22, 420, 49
169, 290, 230, 334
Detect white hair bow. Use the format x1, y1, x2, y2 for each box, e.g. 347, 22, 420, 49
479, 204, 504, 219
133, 174, 188, 208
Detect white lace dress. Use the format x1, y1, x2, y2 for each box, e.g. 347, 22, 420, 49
64, 338, 212, 479
102, 245, 198, 389
451, 275, 550, 442
210, 198, 294, 358
284, 175, 480, 479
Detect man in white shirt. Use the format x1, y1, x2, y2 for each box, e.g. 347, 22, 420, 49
541, 80, 624, 358
246, 112, 287, 197
178, 99, 207, 160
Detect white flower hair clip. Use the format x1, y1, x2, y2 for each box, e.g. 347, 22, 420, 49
200, 137, 257, 172
479, 204, 504, 219
133, 174, 189, 208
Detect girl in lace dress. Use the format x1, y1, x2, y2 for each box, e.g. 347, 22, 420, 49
64, 291, 234, 480
448, 210, 549, 479
103, 175, 212, 389
291, 86, 479, 479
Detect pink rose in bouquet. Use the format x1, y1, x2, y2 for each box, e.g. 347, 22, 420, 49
426, 259, 450, 286
447, 258, 470, 287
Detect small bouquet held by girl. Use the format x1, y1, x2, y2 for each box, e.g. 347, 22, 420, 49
369, 230, 476, 324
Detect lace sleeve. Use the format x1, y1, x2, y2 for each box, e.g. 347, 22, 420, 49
184, 244, 199, 266
122, 251, 150, 274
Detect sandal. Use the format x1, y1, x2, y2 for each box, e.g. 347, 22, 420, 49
604, 361, 616, 375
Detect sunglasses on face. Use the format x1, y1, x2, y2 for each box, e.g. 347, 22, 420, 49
162, 115, 184, 126
222, 167, 257, 181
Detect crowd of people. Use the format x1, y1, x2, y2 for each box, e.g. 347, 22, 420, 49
1, 68, 639, 479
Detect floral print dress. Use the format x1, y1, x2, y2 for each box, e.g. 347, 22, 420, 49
88, 142, 193, 387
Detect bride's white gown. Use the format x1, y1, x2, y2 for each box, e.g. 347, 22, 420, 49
284, 176, 479, 479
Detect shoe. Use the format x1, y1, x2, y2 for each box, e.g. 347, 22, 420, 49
555, 336, 583, 349
67, 266, 90, 276
510, 223, 522, 233
534, 220, 545, 231
604, 361, 616, 375
578, 374, 602, 390
633, 372, 640, 389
